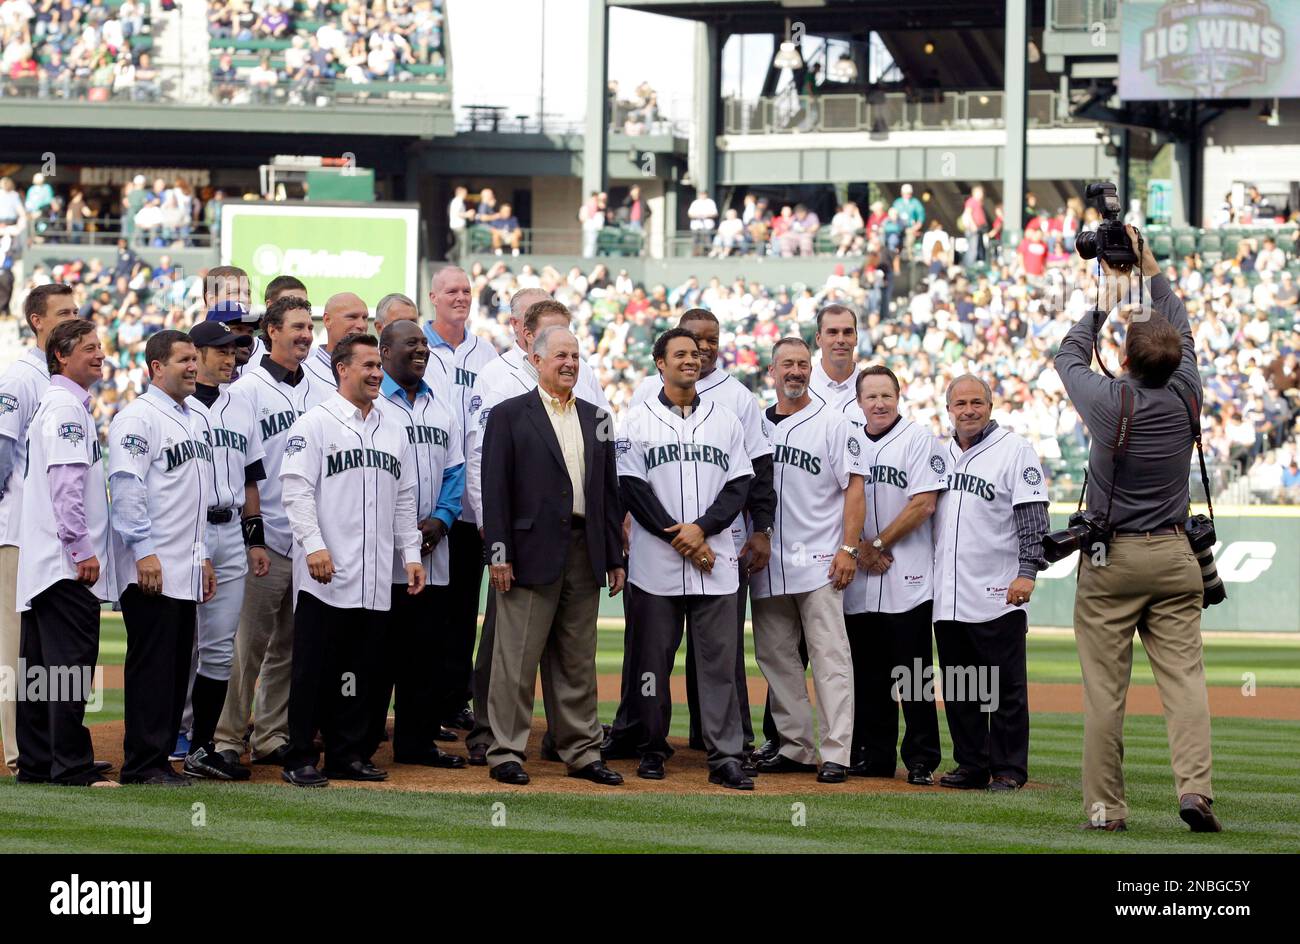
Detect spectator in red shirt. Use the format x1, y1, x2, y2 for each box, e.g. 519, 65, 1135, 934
1018, 226, 1047, 277
961, 185, 988, 266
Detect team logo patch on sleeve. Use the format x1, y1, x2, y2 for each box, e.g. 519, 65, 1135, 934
615, 437, 631, 457
478, 406, 492, 428
469, 395, 482, 414
847, 436, 861, 458
58, 422, 85, 443
120, 434, 149, 457
285, 435, 307, 456
0, 394, 18, 415
929, 455, 946, 475
1022, 467, 1043, 487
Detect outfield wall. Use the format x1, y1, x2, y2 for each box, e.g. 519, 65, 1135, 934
478, 508, 1297, 633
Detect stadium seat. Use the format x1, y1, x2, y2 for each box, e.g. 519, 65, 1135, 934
596, 228, 624, 256
1220, 231, 1242, 261
468, 226, 493, 253
1173, 229, 1198, 258
1198, 232, 1223, 264
1150, 232, 1174, 263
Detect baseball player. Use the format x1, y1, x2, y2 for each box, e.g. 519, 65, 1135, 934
0, 283, 78, 775
109, 330, 216, 786
175, 321, 268, 782
279, 333, 423, 787
250, 275, 311, 374
14, 319, 119, 786
367, 320, 467, 769
301, 292, 370, 399
931, 374, 1048, 792
614, 328, 755, 790
463, 293, 608, 763
843, 365, 944, 784
606, 308, 774, 760
750, 337, 863, 784
423, 266, 497, 735
374, 292, 421, 335
810, 304, 865, 422
203, 265, 262, 376
212, 295, 326, 770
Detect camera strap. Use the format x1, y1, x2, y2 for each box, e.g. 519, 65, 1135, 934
1078, 383, 1134, 533
1168, 377, 1214, 523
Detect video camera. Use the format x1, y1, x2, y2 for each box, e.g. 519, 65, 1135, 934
1075, 182, 1138, 269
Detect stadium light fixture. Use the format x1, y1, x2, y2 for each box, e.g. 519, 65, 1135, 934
774, 41, 804, 70
829, 54, 858, 83
923, 41, 935, 55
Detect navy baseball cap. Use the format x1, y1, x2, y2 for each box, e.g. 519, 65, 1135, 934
205, 300, 256, 324
190, 320, 253, 349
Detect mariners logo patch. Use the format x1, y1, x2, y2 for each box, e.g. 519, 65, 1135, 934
0, 394, 18, 415
58, 422, 85, 444
615, 437, 631, 457
478, 406, 491, 429
847, 436, 861, 458
120, 434, 149, 457
1022, 467, 1042, 487
929, 455, 946, 475
469, 395, 482, 414
285, 435, 307, 456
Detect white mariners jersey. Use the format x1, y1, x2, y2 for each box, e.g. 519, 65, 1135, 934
228, 362, 325, 557
423, 325, 497, 524
751, 400, 854, 599
108, 387, 214, 602
629, 369, 771, 553
0, 347, 49, 547
843, 418, 945, 615
376, 379, 462, 586
280, 393, 420, 611
187, 389, 266, 515
932, 426, 1047, 624
617, 395, 753, 597
17, 384, 120, 609
810, 360, 865, 428
301, 346, 339, 408
467, 345, 611, 523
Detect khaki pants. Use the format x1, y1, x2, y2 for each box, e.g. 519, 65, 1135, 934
1, 545, 19, 773
486, 530, 602, 771
1074, 533, 1212, 822
214, 549, 295, 758
753, 582, 855, 768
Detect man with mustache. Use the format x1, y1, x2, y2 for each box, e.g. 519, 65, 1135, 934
213, 295, 325, 772
109, 330, 217, 785
278, 333, 424, 787
750, 337, 863, 784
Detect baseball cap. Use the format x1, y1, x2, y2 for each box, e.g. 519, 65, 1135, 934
190, 320, 253, 350
205, 300, 256, 324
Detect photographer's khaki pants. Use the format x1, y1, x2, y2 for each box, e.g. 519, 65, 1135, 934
1074, 533, 1212, 823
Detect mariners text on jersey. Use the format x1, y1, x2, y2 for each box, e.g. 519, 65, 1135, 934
260, 409, 299, 440
163, 438, 214, 472
325, 447, 402, 479
773, 443, 822, 475
642, 441, 730, 472
945, 471, 996, 501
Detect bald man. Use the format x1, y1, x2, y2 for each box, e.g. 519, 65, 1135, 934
302, 293, 369, 406
425, 267, 498, 735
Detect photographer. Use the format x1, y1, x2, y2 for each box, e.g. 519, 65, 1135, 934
1056, 222, 1221, 835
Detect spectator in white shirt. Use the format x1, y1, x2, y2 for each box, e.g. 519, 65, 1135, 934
1255, 237, 1286, 274
711, 208, 745, 257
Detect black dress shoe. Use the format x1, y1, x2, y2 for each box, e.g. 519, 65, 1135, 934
1179, 794, 1223, 833
600, 736, 640, 761
395, 748, 468, 769
938, 767, 990, 790
752, 739, 780, 762
539, 736, 562, 762
183, 746, 249, 782
817, 762, 848, 783
467, 743, 488, 766
444, 708, 475, 731
740, 756, 760, 777
568, 760, 624, 786
755, 753, 817, 774
217, 749, 248, 771
433, 726, 459, 742
906, 764, 934, 786
490, 761, 530, 785
708, 760, 754, 791
282, 764, 329, 788
127, 767, 191, 787
636, 753, 665, 780
324, 760, 388, 782
988, 775, 1023, 792
251, 744, 292, 766
92, 760, 113, 774
848, 757, 897, 778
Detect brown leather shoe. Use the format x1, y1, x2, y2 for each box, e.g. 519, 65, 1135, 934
1179, 794, 1223, 833
1080, 818, 1127, 831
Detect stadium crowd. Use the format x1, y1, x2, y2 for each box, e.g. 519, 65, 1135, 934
4, 177, 1300, 502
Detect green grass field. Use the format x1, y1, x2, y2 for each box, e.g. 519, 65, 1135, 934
1, 616, 1296, 853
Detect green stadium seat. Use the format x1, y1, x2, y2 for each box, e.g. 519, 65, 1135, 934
1150, 232, 1174, 262
596, 228, 624, 256
1220, 231, 1242, 261
813, 230, 835, 254
1173, 229, 1198, 258
468, 226, 493, 253
619, 229, 645, 256
1198, 232, 1223, 264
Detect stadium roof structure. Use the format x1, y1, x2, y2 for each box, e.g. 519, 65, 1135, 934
606, 0, 1037, 31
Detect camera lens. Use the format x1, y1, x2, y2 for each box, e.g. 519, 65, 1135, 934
1076, 231, 1100, 260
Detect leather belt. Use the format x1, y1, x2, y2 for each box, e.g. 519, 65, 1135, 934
1114, 524, 1181, 537
207, 508, 235, 525
570, 515, 586, 530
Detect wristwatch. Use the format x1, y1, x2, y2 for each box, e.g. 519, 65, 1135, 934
761, 526, 774, 538
839, 544, 860, 559
872, 538, 886, 552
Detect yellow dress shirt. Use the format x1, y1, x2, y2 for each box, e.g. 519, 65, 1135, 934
538, 384, 586, 517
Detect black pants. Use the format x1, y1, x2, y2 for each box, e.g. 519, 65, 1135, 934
845, 602, 942, 773
686, 570, 754, 747
121, 587, 196, 782
934, 609, 1029, 784
15, 580, 101, 785
613, 585, 743, 770
369, 582, 446, 760
438, 521, 483, 719
285, 591, 385, 772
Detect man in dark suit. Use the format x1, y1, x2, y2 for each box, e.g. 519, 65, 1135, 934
480, 326, 626, 786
